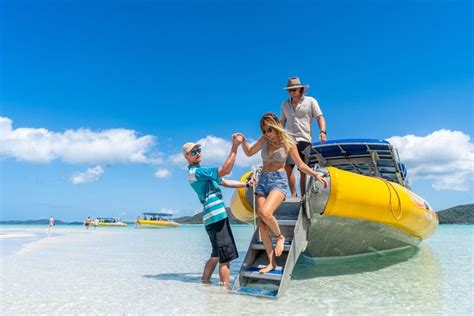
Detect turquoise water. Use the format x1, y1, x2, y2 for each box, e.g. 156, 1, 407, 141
0, 224, 472, 314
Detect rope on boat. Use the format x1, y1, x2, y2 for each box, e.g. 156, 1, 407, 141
380, 178, 403, 220
251, 167, 262, 241
252, 171, 257, 232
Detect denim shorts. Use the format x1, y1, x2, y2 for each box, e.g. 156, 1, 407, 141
255, 171, 289, 197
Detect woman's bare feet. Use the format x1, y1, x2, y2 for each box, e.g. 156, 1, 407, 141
274, 234, 285, 257
259, 261, 277, 274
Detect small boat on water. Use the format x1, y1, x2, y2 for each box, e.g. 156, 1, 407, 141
92, 217, 128, 227
135, 212, 179, 228
230, 139, 438, 298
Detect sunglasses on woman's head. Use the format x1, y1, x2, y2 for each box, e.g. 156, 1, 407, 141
190, 148, 201, 156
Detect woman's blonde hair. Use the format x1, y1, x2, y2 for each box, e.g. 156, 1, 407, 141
259, 112, 295, 149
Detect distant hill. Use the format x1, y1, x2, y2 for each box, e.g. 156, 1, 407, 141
437, 204, 474, 224
175, 208, 246, 225
0, 219, 82, 225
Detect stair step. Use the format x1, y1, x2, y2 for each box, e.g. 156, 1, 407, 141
274, 215, 299, 221
284, 197, 302, 203
251, 241, 291, 251
242, 266, 283, 281
277, 219, 297, 226
237, 287, 278, 298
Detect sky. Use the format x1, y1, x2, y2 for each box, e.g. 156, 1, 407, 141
1, 0, 473, 221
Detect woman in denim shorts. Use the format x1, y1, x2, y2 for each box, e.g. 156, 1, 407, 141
236, 113, 327, 273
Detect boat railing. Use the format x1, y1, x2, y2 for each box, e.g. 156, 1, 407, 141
309, 139, 409, 187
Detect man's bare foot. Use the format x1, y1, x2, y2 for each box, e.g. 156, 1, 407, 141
218, 281, 230, 286
259, 262, 276, 274
202, 279, 212, 285
274, 235, 285, 257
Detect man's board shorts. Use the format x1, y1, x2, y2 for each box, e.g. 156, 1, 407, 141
255, 170, 289, 198
205, 217, 238, 263
286, 141, 312, 167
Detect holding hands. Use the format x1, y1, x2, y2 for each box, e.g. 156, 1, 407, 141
232, 133, 243, 146
232, 133, 245, 144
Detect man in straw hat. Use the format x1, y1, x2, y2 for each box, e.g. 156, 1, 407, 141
183, 135, 252, 285
280, 76, 327, 197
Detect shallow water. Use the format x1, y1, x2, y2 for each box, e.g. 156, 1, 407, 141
0, 224, 472, 314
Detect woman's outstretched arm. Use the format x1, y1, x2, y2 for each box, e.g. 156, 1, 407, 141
289, 144, 328, 187
237, 134, 264, 157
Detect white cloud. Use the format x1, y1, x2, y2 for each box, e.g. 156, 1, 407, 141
160, 208, 176, 215
154, 168, 171, 178
387, 129, 474, 191
0, 117, 162, 164
70, 165, 104, 184
169, 135, 261, 169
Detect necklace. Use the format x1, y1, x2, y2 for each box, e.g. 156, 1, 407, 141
267, 136, 282, 149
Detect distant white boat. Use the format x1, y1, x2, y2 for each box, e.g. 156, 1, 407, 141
92, 217, 128, 227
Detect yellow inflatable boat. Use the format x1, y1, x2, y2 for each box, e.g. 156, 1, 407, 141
230, 139, 438, 258
92, 217, 128, 227
135, 212, 179, 228
231, 139, 438, 298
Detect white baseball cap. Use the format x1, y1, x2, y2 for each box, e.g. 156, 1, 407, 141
182, 142, 201, 157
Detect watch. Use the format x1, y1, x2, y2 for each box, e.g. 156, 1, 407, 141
320, 130, 327, 134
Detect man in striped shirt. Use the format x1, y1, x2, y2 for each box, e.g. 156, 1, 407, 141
183, 135, 251, 285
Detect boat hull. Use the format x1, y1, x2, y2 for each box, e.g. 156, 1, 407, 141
230, 167, 438, 258
304, 215, 420, 258
135, 220, 179, 228
93, 223, 128, 227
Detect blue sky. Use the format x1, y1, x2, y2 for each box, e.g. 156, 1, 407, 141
1, 0, 473, 221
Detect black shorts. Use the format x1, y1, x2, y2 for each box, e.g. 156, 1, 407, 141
287, 141, 312, 167
205, 217, 238, 264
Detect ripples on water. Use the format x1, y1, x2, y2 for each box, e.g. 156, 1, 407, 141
0, 224, 472, 314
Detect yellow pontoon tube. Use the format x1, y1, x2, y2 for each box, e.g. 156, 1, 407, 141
230, 139, 438, 258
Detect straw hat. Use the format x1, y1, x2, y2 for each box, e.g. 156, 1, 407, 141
283, 77, 309, 90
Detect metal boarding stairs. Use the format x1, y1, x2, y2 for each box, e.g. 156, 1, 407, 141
231, 197, 308, 298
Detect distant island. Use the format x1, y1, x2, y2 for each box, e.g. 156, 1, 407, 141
436, 204, 474, 224
174, 208, 245, 225
1, 204, 473, 225
0, 219, 83, 225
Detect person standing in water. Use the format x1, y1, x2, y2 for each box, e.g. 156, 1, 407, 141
183, 135, 252, 285
48, 216, 55, 233
237, 113, 327, 273
280, 76, 327, 197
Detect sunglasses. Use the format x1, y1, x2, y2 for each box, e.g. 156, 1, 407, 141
288, 88, 299, 93
263, 127, 273, 134
190, 148, 201, 156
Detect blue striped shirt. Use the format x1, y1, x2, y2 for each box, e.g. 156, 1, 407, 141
187, 165, 228, 226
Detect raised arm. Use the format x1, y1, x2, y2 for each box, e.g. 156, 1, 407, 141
240, 135, 264, 157
217, 135, 241, 177
288, 144, 328, 187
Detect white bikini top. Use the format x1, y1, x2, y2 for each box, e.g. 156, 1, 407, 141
261, 139, 288, 164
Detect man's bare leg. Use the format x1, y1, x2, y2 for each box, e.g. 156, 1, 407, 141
285, 164, 297, 197
218, 262, 231, 285
202, 257, 218, 283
